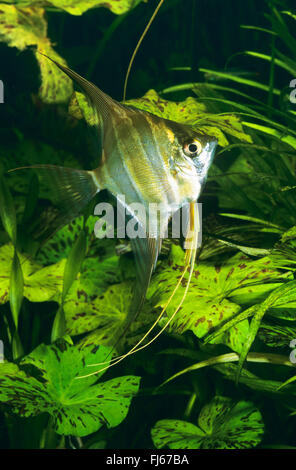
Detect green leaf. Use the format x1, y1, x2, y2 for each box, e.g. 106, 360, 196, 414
62, 230, 86, 301
66, 282, 131, 339
199, 67, 281, 95
68, 92, 99, 126
36, 216, 112, 265
242, 121, 296, 150
125, 89, 252, 146
42, 0, 142, 15
0, 174, 17, 244
0, 243, 65, 304
147, 245, 289, 352
151, 396, 264, 449
68, 281, 153, 351
0, 342, 140, 437
281, 226, 296, 243
0, 6, 73, 103
214, 362, 296, 395
258, 323, 296, 347
65, 255, 119, 304
236, 281, 296, 379
12, 330, 24, 359
51, 306, 66, 342
9, 250, 24, 329
282, 11, 296, 21
245, 50, 296, 76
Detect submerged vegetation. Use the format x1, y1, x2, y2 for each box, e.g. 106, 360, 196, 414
0, 0, 296, 449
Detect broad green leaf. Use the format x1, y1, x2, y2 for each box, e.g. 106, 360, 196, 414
207, 281, 296, 351
68, 92, 99, 126
22, 259, 66, 302
69, 88, 252, 147
126, 89, 207, 120
36, 216, 115, 264
44, 0, 142, 15
151, 396, 264, 449
0, 6, 73, 103
214, 319, 250, 354
3, 139, 78, 202
0, 243, 65, 304
68, 281, 152, 351
235, 281, 296, 379
66, 255, 119, 304
125, 89, 252, 146
0, 342, 140, 437
147, 245, 289, 352
0, 219, 119, 307
66, 282, 131, 338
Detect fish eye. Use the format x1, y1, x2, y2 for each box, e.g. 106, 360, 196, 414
183, 140, 202, 157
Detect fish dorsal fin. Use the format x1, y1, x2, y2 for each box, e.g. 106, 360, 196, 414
38, 52, 124, 126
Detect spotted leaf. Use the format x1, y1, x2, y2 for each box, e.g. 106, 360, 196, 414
125, 89, 252, 147
0, 342, 140, 437
151, 396, 264, 449
147, 245, 290, 352
0, 5, 73, 103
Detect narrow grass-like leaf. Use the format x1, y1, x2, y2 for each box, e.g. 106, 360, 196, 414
159, 352, 295, 388
51, 230, 87, 341
236, 281, 296, 381
51, 306, 67, 343
236, 304, 269, 382
205, 305, 258, 344
9, 250, 24, 330
245, 51, 296, 76
219, 213, 284, 231
21, 173, 39, 224
198, 68, 281, 95
242, 121, 296, 149
12, 330, 24, 360
240, 25, 277, 35
62, 230, 87, 303
0, 174, 17, 245
277, 375, 296, 391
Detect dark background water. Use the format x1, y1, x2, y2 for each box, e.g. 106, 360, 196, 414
0, 0, 289, 102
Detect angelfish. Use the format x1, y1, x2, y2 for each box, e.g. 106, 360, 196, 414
15, 54, 217, 370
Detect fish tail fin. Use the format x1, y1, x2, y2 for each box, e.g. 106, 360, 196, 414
8, 165, 100, 224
